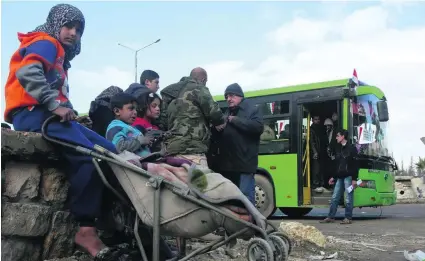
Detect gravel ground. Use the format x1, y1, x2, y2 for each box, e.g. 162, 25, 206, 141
47, 204, 425, 261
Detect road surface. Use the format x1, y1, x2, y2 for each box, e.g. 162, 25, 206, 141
270, 204, 425, 261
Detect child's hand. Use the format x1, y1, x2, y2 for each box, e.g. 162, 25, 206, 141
138, 134, 154, 146
52, 107, 77, 122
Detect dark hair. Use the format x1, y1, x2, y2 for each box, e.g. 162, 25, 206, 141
140, 70, 159, 85
136, 92, 162, 117
336, 129, 349, 140
109, 93, 136, 110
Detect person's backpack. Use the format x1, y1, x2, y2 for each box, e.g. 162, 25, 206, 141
89, 86, 123, 137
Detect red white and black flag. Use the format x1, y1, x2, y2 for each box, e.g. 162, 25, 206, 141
352, 69, 359, 86
348, 68, 359, 92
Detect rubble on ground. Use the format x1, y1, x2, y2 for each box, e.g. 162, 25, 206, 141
42, 222, 352, 261
279, 221, 327, 248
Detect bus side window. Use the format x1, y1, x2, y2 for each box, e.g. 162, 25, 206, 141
259, 100, 290, 116
253, 99, 291, 154
259, 117, 291, 154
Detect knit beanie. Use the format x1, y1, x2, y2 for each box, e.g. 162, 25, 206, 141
224, 83, 244, 97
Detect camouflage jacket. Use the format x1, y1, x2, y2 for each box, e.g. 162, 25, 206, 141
162, 77, 225, 155
158, 77, 187, 131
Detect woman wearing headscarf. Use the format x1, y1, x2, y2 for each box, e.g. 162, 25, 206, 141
3, 4, 131, 260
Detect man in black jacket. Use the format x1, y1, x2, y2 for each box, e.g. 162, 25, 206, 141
320, 129, 359, 224
211, 83, 264, 205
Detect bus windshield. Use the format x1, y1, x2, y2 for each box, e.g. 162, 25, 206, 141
352, 94, 389, 158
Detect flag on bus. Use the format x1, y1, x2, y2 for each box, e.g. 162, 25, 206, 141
348, 68, 359, 93
352, 69, 359, 86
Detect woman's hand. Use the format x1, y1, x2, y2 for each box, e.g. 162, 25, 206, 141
52, 106, 77, 122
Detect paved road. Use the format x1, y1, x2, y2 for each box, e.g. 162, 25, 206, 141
271, 202, 425, 219
269, 204, 425, 261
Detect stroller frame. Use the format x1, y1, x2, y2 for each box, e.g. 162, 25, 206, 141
41, 116, 291, 261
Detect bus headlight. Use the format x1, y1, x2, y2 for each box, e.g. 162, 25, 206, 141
358, 180, 376, 189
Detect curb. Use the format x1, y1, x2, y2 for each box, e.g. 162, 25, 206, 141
396, 198, 425, 204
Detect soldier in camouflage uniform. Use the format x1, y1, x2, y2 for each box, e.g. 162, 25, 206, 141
159, 67, 225, 166
158, 76, 186, 131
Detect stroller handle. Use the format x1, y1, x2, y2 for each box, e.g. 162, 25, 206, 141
41, 115, 94, 156
41, 115, 71, 147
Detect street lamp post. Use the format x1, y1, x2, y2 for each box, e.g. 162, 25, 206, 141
118, 39, 161, 83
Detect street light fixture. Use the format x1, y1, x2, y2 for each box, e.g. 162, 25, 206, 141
118, 39, 161, 83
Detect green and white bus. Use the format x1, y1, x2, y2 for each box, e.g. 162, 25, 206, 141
213, 78, 397, 218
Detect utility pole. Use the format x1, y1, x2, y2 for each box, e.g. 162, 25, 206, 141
118, 39, 161, 83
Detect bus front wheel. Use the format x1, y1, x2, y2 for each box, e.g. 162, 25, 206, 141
279, 207, 312, 218
255, 174, 276, 218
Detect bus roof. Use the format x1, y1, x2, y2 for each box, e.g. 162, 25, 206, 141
213, 78, 385, 101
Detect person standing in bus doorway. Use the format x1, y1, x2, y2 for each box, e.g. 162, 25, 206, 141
332, 112, 339, 130
310, 115, 325, 192
320, 129, 359, 225
323, 118, 337, 190
212, 83, 264, 205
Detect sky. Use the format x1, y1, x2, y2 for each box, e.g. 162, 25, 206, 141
1, 1, 425, 166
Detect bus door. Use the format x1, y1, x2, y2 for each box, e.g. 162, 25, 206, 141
297, 105, 312, 205
297, 96, 344, 206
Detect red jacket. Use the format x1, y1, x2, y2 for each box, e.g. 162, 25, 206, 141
4, 32, 72, 123
132, 117, 159, 131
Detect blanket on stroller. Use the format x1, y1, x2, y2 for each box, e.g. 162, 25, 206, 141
108, 151, 266, 239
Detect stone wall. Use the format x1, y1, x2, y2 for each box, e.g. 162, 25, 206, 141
1, 128, 77, 261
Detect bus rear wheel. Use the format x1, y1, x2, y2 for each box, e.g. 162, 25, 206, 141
279, 207, 312, 218
255, 174, 276, 218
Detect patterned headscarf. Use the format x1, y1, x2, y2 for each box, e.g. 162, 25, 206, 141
33, 4, 85, 66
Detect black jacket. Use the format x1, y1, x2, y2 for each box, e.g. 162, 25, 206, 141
334, 142, 359, 180
124, 83, 152, 100
210, 99, 264, 173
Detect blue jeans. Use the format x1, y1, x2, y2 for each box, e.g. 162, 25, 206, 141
328, 176, 354, 219
240, 173, 256, 205
13, 107, 117, 223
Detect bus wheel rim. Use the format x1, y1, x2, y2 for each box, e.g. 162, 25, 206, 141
255, 185, 267, 209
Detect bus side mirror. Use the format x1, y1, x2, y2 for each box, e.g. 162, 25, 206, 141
377, 101, 389, 122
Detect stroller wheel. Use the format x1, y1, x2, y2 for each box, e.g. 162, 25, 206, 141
247, 238, 274, 261
270, 232, 292, 255
268, 235, 288, 261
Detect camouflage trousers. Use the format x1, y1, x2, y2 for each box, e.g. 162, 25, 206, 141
174, 154, 208, 167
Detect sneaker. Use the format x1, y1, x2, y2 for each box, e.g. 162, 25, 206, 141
340, 218, 352, 224
319, 217, 335, 223
314, 187, 324, 193
322, 187, 331, 193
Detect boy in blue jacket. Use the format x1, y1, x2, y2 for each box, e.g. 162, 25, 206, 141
106, 93, 154, 156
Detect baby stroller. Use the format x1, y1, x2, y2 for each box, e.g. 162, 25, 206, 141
41, 116, 292, 261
